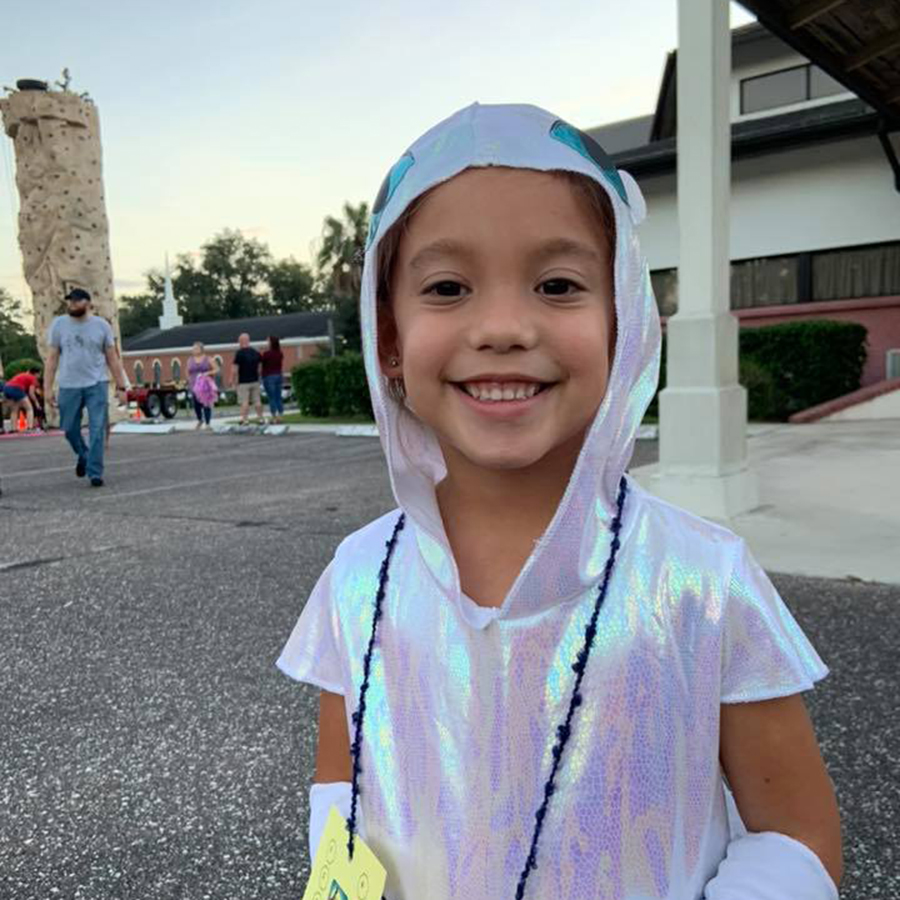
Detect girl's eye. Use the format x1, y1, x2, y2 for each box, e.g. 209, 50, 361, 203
539, 278, 582, 297
424, 280, 466, 299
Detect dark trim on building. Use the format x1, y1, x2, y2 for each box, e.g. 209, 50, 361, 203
877, 123, 900, 192
650, 51, 677, 142
613, 99, 880, 176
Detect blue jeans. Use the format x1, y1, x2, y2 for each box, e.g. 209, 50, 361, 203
58, 383, 108, 479
263, 374, 284, 416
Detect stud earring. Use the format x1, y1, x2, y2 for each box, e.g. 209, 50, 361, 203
389, 356, 400, 367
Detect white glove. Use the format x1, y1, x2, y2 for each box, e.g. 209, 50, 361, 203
309, 781, 366, 862
704, 832, 838, 900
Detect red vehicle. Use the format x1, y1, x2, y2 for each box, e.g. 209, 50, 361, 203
126, 384, 180, 419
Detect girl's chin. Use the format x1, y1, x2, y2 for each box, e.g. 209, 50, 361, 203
441, 434, 560, 474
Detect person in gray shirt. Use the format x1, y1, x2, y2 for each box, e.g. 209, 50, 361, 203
43, 288, 129, 487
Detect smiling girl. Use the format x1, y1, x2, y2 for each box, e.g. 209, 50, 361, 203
277, 103, 841, 900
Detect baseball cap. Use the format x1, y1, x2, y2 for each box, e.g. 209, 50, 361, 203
65, 288, 91, 301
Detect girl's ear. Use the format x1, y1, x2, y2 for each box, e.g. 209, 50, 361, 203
377, 302, 403, 377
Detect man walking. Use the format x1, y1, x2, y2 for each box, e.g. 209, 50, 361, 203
43, 288, 129, 487
232, 333, 263, 425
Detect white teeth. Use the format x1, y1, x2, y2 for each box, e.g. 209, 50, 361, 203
460, 381, 544, 402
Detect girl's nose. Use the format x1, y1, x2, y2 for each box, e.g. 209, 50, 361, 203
468, 290, 538, 353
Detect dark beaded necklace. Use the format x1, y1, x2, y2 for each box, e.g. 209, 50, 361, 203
346, 476, 629, 900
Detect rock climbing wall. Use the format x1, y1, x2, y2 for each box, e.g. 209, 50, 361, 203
0, 85, 120, 365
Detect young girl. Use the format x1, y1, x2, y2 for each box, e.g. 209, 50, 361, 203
277, 103, 841, 900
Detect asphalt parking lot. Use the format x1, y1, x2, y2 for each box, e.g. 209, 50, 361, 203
0, 431, 896, 899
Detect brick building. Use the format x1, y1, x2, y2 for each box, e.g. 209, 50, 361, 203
120, 310, 334, 388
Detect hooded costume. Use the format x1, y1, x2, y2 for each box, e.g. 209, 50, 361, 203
278, 103, 835, 900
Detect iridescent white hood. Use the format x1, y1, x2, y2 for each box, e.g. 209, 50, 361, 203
359, 102, 661, 619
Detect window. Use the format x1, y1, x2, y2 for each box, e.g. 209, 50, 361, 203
134, 361, 144, 384
740, 64, 847, 115
152, 360, 162, 386
171, 359, 181, 383
731, 256, 799, 309
812, 242, 900, 301
809, 66, 845, 100
214, 356, 224, 388
652, 242, 900, 314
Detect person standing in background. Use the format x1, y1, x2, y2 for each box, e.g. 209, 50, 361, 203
187, 341, 219, 430
43, 288, 129, 487
261, 335, 284, 424
232, 333, 263, 425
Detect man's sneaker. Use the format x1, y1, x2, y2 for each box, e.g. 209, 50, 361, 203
90, 477, 104, 487
76, 459, 87, 477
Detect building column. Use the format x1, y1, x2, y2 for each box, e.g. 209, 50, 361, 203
648, 0, 757, 518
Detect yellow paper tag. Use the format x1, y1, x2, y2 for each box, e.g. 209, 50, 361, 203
302, 806, 387, 900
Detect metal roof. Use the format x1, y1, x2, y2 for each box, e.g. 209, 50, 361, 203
735, 0, 900, 125
122, 310, 333, 352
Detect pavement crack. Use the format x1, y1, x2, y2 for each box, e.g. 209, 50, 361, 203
0, 542, 134, 573
0, 555, 66, 572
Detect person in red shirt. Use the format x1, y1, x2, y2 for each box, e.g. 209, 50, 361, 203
2, 366, 42, 431
260, 335, 285, 424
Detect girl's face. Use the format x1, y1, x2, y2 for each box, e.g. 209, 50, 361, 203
192, 343, 203, 355
383, 167, 615, 475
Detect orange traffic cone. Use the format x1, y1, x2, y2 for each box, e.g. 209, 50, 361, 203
131, 405, 142, 422
17, 410, 27, 432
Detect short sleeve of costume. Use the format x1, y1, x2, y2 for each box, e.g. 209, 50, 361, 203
101, 319, 115, 348
47, 319, 60, 349
276, 560, 345, 695
721, 540, 828, 704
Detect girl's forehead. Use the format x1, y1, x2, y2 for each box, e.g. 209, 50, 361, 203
396, 168, 611, 259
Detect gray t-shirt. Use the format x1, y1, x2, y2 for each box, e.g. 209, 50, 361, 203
48, 315, 115, 388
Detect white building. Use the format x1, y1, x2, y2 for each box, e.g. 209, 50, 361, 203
589, 22, 900, 387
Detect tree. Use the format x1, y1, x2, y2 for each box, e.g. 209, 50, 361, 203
199, 229, 273, 320
317, 202, 369, 300
0, 288, 39, 370
268, 257, 319, 314
316, 202, 369, 353
118, 293, 162, 339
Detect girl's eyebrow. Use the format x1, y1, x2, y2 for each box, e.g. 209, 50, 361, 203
407, 237, 603, 271
408, 238, 472, 271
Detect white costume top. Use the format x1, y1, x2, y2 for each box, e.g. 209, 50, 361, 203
278, 103, 828, 900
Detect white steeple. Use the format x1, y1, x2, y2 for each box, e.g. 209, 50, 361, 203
158, 253, 184, 330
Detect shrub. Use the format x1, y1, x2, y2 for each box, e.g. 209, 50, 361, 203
647, 319, 866, 421
3, 357, 42, 379
739, 356, 778, 421
291, 352, 372, 418
291, 353, 374, 419
292, 360, 330, 417
326, 353, 373, 417
739, 320, 866, 418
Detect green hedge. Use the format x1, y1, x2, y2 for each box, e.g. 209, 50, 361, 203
648, 319, 866, 421
3, 357, 42, 380
291, 352, 373, 419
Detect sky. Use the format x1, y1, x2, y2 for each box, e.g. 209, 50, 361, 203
0, 0, 755, 319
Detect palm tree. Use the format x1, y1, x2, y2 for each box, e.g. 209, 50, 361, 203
317, 202, 370, 300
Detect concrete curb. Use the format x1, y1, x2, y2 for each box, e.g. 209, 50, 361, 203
111, 418, 381, 437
